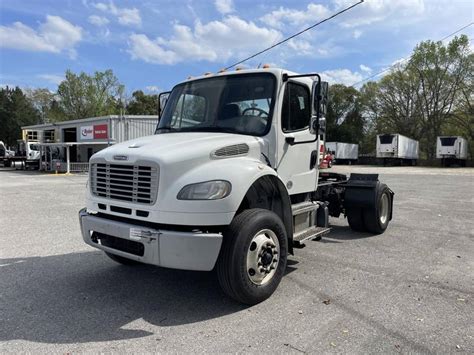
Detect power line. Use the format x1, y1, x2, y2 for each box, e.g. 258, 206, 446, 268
223, 0, 365, 70
350, 22, 474, 87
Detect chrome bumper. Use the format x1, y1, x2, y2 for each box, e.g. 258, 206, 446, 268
79, 208, 222, 271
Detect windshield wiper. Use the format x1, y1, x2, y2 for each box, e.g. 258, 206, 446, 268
155, 126, 179, 133
156, 126, 239, 134
181, 126, 238, 134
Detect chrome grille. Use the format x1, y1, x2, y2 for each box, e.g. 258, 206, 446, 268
90, 162, 158, 204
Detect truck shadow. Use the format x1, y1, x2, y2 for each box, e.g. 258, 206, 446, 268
319, 225, 379, 242
0, 252, 249, 344
0, 168, 41, 175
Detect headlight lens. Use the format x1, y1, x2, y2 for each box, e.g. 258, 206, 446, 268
177, 180, 231, 200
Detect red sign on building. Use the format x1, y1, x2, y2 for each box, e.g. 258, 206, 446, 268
93, 124, 108, 139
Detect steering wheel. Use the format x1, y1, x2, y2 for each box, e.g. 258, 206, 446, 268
242, 107, 269, 117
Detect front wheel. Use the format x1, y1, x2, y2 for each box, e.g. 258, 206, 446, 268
217, 209, 288, 305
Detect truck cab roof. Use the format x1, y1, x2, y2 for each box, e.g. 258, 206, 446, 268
180, 67, 314, 87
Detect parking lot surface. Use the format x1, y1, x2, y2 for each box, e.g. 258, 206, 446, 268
1, 166, 473, 353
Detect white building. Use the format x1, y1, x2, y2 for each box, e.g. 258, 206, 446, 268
21, 115, 158, 172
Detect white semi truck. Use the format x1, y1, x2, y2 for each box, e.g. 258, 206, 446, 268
436, 136, 468, 166
79, 68, 394, 304
376, 134, 418, 165
326, 142, 358, 165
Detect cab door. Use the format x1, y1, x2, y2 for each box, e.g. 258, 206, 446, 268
276, 81, 318, 195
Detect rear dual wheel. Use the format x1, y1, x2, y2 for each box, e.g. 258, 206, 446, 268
347, 183, 392, 234
217, 209, 287, 305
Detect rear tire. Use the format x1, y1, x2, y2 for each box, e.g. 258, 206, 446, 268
217, 209, 287, 305
362, 183, 392, 234
105, 252, 141, 265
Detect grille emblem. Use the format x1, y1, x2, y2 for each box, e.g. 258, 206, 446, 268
113, 155, 128, 161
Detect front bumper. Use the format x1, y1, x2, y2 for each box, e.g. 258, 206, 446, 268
79, 208, 222, 271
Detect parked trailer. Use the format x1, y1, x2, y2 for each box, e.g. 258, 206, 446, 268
326, 142, 358, 165
376, 134, 418, 165
436, 136, 468, 166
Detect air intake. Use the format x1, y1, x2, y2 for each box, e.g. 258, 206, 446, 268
212, 143, 249, 158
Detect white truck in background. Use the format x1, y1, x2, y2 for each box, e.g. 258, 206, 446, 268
436, 136, 468, 167
326, 142, 358, 165
0, 141, 16, 167
14, 140, 40, 169
79, 68, 394, 304
376, 134, 418, 165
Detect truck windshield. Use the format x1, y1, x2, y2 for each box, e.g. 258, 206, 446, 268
156, 73, 276, 136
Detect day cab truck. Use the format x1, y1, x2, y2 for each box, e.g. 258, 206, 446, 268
1, 140, 40, 169
79, 68, 394, 304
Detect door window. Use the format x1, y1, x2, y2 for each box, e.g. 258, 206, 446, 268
282, 82, 310, 132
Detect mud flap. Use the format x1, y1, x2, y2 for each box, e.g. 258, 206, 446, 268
344, 173, 394, 221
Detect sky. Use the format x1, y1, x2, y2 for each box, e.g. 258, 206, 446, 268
0, 0, 473, 94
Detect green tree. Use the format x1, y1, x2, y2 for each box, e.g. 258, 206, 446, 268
0, 87, 40, 146
370, 35, 472, 159
359, 82, 382, 154
325, 84, 365, 145
126, 90, 158, 115
447, 52, 474, 159
56, 69, 125, 120
24, 88, 66, 123
408, 35, 471, 159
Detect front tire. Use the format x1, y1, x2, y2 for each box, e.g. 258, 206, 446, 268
217, 209, 288, 305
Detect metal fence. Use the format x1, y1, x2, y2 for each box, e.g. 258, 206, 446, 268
70, 162, 89, 172
55, 162, 89, 173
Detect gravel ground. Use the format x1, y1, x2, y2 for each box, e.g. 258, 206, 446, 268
0, 166, 473, 354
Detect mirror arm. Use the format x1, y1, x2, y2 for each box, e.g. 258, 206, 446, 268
313, 74, 322, 133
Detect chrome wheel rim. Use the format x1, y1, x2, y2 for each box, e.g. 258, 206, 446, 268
379, 193, 389, 225
246, 229, 280, 285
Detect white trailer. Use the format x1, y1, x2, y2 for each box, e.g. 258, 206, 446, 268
436, 136, 468, 166
79, 68, 394, 305
326, 142, 358, 164
376, 134, 418, 165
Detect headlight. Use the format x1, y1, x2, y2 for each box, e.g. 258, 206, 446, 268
177, 180, 231, 200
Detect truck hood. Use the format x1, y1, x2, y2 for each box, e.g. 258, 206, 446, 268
91, 132, 264, 165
